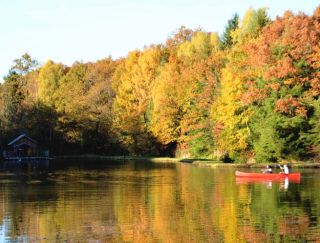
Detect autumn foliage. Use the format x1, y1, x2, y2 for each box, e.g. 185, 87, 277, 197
0, 6, 319, 162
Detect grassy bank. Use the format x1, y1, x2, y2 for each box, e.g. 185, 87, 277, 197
55, 154, 320, 168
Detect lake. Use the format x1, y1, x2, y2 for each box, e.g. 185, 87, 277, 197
0, 160, 319, 242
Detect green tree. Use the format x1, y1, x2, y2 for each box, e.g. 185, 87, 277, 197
1, 71, 25, 130
11, 53, 38, 75
53, 62, 88, 146
221, 13, 239, 49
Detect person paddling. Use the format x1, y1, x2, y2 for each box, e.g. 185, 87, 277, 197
262, 165, 272, 174
280, 164, 290, 175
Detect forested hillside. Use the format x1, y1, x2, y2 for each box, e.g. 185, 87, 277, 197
1, 6, 319, 163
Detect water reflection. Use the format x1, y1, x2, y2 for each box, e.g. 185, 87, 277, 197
0, 161, 318, 242
236, 176, 297, 191
281, 177, 289, 191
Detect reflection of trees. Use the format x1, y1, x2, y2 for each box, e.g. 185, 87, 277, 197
0, 165, 320, 241
278, 215, 309, 241
211, 169, 250, 242
0, 168, 122, 242
236, 175, 320, 242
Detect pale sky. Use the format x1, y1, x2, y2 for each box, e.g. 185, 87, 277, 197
1, 0, 319, 79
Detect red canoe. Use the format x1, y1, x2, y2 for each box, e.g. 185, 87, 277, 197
235, 171, 301, 181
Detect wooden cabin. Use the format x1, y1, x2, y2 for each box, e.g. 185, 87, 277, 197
7, 134, 37, 157
3, 134, 52, 164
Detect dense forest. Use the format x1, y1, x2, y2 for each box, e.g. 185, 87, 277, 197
1, 6, 319, 163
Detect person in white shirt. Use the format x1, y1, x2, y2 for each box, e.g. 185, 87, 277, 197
280, 164, 289, 174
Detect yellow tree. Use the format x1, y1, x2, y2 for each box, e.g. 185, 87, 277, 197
112, 46, 162, 154
211, 8, 270, 162
37, 60, 66, 107
211, 50, 252, 161
151, 31, 223, 157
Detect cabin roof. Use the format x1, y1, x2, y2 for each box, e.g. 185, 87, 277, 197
7, 134, 37, 146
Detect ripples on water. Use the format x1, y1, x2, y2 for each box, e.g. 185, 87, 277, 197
0, 160, 318, 242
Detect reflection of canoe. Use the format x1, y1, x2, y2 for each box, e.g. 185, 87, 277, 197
235, 171, 301, 182
236, 176, 301, 184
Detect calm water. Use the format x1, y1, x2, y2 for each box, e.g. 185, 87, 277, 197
0, 160, 319, 242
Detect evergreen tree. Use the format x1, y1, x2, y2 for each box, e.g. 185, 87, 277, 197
221, 13, 239, 49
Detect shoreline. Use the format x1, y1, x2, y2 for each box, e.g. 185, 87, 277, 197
55, 155, 320, 168
192, 161, 320, 169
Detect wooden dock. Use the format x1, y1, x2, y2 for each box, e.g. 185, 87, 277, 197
4, 157, 53, 161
